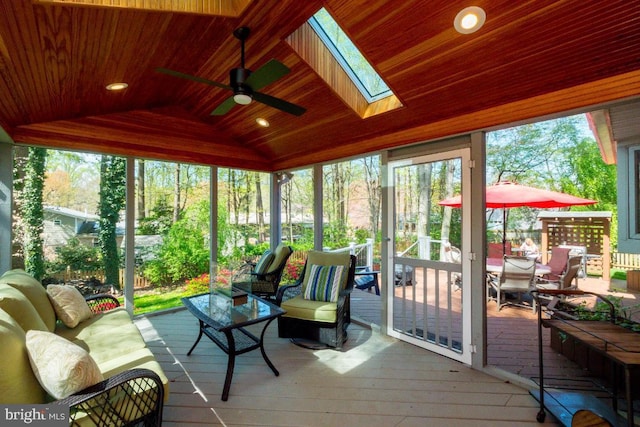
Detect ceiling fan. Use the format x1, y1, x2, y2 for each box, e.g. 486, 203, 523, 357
156, 27, 306, 116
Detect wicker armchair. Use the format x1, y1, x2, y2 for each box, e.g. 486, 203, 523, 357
235, 244, 293, 300
57, 294, 165, 427
276, 252, 356, 349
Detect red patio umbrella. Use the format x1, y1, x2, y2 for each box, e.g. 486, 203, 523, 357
438, 181, 597, 253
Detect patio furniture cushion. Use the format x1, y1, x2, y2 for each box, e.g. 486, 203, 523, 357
303, 264, 345, 302
0, 284, 48, 332
268, 244, 291, 274
0, 269, 56, 331
280, 295, 339, 323
26, 330, 104, 399
0, 308, 47, 404
47, 284, 94, 328
301, 251, 351, 293
254, 250, 275, 274
55, 310, 149, 365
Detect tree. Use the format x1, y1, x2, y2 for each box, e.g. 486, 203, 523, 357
21, 147, 47, 279
173, 163, 180, 223
254, 172, 266, 241
137, 159, 146, 220
98, 155, 126, 289
361, 156, 381, 239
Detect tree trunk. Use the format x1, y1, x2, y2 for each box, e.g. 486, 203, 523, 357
440, 160, 456, 244
173, 163, 180, 223
362, 157, 381, 239
255, 173, 265, 242
22, 147, 47, 280
98, 156, 126, 289
137, 159, 146, 220
417, 163, 432, 257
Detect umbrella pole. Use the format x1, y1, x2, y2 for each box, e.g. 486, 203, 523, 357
502, 209, 507, 256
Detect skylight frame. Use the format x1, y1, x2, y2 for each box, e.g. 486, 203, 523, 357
308, 8, 393, 103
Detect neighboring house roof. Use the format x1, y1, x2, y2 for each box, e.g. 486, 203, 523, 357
44, 206, 99, 221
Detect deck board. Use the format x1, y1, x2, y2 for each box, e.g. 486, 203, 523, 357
135, 309, 558, 426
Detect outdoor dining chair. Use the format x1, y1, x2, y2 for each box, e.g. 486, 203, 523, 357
487, 255, 536, 311
542, 247, 571, 281
537, 255, 582, 291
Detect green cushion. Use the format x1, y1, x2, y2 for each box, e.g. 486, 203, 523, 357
267, 244, 292, 274
0, 284, 48, 332
301, 251, 351, 293
0, 269, 56, 331
281, 295, 338, 323
98, 348, 170, 399
56, 309, 147, 365
254, 251, 275, 275
0, 308, 47, 403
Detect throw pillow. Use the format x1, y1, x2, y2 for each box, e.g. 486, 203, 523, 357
46, 285, 93, 328
303, 264, 345, 302
25, 330, 104, 399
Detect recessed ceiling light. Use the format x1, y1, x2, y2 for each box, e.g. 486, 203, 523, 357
106, 82, 128, 91
256, 118, 270, 127
454, 6, 486, 34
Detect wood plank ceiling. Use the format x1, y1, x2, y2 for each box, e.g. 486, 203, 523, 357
1, 0, 639, 171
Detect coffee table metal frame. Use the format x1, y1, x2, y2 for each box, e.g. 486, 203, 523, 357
181, 292, 285, 401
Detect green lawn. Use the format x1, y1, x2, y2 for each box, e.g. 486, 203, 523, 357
118, 287, 194, 315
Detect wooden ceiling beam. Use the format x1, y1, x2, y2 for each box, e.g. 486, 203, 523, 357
34, 0, 252, 17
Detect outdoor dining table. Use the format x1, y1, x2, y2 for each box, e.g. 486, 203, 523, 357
486, 257, 551, 276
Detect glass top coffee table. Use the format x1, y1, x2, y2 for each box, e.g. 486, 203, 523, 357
181, 292, 285, 401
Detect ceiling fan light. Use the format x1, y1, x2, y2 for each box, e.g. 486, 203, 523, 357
234, 93, 252, 105
454, 6, 486, 34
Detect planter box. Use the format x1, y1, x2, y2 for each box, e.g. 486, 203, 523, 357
628, 270, 640, 291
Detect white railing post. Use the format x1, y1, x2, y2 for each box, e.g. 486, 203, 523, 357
349, 241, 356, 255
366, 238, 373, 267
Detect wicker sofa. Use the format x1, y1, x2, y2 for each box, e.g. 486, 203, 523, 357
0, 269, 167, 426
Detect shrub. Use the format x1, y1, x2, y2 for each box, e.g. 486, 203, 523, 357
282, 257, 305, 283
47, 238, 102, 273
184, 269, 233, 295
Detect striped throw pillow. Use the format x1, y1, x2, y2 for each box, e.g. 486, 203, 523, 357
254, 251, 275, 275
303, 264, 345, 302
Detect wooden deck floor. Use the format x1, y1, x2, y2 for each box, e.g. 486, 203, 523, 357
134, 275, 634, 426
135, 309, 557, 426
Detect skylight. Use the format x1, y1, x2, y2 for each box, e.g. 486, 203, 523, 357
308, 8, 392, 103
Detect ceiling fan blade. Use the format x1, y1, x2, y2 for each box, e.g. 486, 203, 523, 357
245, 59, 290, 91
210, 96, 237, 115
156, 67, 232, 91
253, 91, 306, 116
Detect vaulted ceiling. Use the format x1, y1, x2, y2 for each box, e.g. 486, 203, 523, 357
1, 0, 639, 171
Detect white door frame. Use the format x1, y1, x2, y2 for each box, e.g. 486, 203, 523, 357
384, 147, 473, 364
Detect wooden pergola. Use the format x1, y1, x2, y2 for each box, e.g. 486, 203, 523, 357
538, 211, 612, 279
